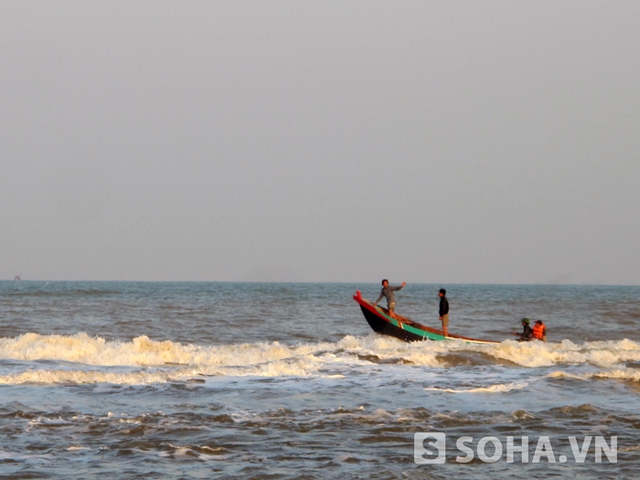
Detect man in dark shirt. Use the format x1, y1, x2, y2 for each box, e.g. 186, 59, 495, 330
513, 318, 533, 341
374, 279, 406, 319
438, 288, 450, 337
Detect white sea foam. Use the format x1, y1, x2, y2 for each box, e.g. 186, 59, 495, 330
547, 368, 640, 382
0, 332, 330, 369
473, 338, 640, 367
335, 334, 446, 367
424, 382, 528, 393
67, 445, 91, 451
337, 335, 640, 369
0, 369, 182, 385
1, 333, 640, 385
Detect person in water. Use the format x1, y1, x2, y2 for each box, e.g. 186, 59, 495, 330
513, 318, 533, 341
373, 279, 406, 319
438, 288, 450, 337
532, 319, 547, 342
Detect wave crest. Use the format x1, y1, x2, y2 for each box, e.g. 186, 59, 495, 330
1, 334, 640, 385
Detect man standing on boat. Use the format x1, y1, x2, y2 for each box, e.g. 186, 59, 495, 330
373, 279, 406, 320
439, 289, 450, 337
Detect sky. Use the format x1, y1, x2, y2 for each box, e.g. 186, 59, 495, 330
1, 1, 639, 284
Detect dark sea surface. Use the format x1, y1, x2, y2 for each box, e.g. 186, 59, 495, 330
1, 281, 639, 479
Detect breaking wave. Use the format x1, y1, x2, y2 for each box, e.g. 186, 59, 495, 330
547, 368, 640, 383
1, 333, 640, 385
424, 382, 529, 394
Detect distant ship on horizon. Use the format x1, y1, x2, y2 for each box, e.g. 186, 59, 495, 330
14, 275, 21, 281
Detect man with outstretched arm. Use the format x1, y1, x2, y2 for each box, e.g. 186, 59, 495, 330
373, 279, 406, 320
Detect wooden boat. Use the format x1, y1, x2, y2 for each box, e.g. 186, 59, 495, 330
353, 290, 498, 344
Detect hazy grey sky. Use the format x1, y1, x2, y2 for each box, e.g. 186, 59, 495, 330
2, 1, 639, 284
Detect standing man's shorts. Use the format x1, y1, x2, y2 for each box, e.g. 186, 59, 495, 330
441, 314, 449, 326
389, 302, 397, 313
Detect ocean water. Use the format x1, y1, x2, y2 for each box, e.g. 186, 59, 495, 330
1, 281, 639, 479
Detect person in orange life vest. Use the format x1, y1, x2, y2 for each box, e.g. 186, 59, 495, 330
532, 319, 547, 342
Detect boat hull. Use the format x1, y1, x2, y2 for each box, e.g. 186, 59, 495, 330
359, 304, 432, 342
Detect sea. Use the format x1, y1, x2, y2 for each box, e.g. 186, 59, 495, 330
1, 281, 639, 479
